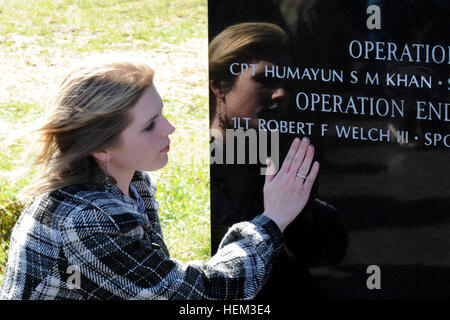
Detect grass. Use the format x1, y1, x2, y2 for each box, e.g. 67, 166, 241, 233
0, 0, 209, 286
0, 0, 207, 52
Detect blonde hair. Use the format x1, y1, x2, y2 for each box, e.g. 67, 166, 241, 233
21, 58, 154, 198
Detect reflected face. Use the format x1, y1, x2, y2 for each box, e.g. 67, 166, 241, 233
107, 84, 175, 174
219, 60, 289, 129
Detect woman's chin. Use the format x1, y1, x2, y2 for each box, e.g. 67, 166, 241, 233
156, 155, 170, 170
142, 155, 169, 172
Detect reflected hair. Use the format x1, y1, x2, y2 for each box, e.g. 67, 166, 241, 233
209, 22, 289, 120
21, 58, 154, 199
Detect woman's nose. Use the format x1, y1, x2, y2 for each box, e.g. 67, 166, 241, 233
267, 87, 286, 109
271, 87, 286, 100
163, 116, 176, 136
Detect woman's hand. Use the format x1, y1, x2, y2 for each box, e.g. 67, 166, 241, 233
263, 137, 320, 232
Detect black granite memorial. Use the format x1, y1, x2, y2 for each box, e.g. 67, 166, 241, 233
209, 0, 450, 299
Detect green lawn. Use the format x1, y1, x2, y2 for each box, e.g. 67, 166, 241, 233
0, 0, 210, 286
0, 0, 207, 52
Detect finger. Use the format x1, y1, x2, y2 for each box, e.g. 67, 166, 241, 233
295, 144, 315, 179
289, 137, 310, 176
302, 161, 320, 194
280, 137, 300, 174
264, 158, 276, 183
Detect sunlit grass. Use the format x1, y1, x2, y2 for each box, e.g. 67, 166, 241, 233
153, 92, 210, 261
0, 0, 207, 52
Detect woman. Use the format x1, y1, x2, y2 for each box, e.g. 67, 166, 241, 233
209, 23, 290, 133
209, 22, 292, 250
0, 58, 319, 300
209, 23, 348, 299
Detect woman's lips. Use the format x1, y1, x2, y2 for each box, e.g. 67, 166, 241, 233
161, 144, 170, 152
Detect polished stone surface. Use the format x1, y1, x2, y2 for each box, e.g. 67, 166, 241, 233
209, 0, 449, 299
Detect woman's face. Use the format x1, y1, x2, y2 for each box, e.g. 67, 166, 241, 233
107, 84, 175, 174
218, 60, 288, 129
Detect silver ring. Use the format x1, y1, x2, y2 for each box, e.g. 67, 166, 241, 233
296, 172, 306, 179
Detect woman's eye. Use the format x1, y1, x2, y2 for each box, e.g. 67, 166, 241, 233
144, 122, 155, 131
253, 75, 281, 88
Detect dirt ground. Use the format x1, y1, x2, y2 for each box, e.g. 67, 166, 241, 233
0, 37, 208, 110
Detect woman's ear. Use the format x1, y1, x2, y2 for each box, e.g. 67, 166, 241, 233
209, 79, 223, 99
91, 150, 110, 164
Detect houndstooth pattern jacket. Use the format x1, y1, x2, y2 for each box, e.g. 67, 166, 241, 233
0, 171, 284, 300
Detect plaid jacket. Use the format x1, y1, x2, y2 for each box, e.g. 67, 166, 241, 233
0, 171, 284, 300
